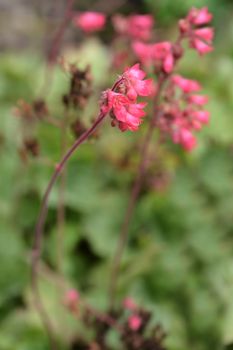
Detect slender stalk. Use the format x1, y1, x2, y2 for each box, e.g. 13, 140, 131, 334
109, 77, 165, 308
31, 111, 106, 349
56, 112, 68, 273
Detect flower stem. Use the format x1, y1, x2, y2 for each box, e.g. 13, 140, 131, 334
31, 111, 106, 349
109, 78, 165, 308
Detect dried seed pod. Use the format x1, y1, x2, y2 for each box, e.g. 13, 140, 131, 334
63, 65, 93, 109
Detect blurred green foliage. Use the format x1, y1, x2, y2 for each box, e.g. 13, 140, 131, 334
1, 0, 233, 349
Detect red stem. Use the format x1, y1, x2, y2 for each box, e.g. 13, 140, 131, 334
31, 111, 107, 349
56, 110, 69, 273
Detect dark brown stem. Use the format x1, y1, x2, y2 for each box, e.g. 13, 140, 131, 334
31, 111, 107, 349
109, 77, 165, 308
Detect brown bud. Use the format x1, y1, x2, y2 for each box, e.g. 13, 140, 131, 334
23, 138, 40, 157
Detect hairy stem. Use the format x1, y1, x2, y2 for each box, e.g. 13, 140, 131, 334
31, 111, 106, 349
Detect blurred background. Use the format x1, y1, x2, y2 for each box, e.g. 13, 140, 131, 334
1, 0, 233, 349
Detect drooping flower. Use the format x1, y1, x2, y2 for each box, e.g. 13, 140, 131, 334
179, 7, 214, 56
73, 12, 106, 33
122, 63, 154, 100
190, 27, 214, 55
104, 90, 147, 131
192, 110, 210, 124
128, 15, 154, 41
188, 94, 208, 106
152, 42, 174, 73
133, 41, 175, 73
173, 128, 197, 151
156, 74, 210, 151
112, 14, 154, 41
194, 28, 214, 42
190, 37, 213, 55
188, 7, 213, 26
132, 41, 155, 66
100, 63, 154, 131
172, 74, 201, 93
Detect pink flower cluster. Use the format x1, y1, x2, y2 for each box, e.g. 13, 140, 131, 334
74, 7, 213, 151
132, 7, 213, 74
179, 7, 214, 55
132, 41, 175, 73
73, 12, 106, 33
157, 75, 210, 151
101, 64, 154, 131
112, 14, 154, 41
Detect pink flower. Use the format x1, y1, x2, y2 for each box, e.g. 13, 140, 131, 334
172, 127, 197, 151
105, 90, 147, 131
194, 28, 214, 42
188, 94, 208, 105
157, 76, 210, 151
164, 53, 174, 74
101, 64, 152, 131
128, 15, 154, 41
112, 15, 128, 35
73, 12, 106, 33
193, 110, 210, 124
112, 14, 154, 41
180, 7, 214, 56
152, 42, 174, 73
128, 315, 142, 331
172, 75, 201, 93
188, 7, 213, 26
179, 128, 197, 151
123, 63, 154, 100
191, 28, 214, 55
133, 41, 178, 74
190, 38, 213, 55
123, 297, 137, 311
132, 41, 154, 66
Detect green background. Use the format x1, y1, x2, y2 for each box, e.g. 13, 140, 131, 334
0, 0, 233, 349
